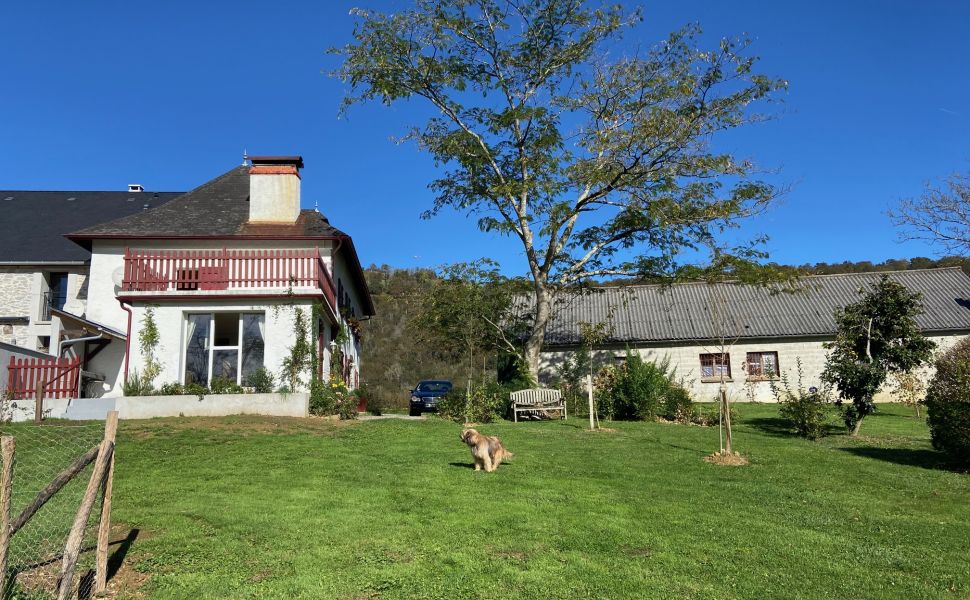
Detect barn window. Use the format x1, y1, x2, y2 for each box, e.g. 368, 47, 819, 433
746, 352, 779, 379
699, 353, 731, 381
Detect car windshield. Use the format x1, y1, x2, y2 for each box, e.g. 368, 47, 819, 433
416, 381, 452, 393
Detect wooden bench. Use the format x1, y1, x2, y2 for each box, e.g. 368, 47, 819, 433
510, 388, 566, 422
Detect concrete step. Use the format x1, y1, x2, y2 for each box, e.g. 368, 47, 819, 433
63, 397, 117, 421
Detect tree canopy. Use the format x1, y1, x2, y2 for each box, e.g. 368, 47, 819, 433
334, 0, 788, 377
821, 275, 936, 434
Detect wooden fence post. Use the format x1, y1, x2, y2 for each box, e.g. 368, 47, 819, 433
34, 380, 45, 424
56, 412, 116, 600
0, 437, 15, 597
94, 411, 118, 595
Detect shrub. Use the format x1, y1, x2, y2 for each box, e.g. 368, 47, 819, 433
122, 370, 154, 396
210, 377, 244, 395
245, 367, 276, 393
185, 382, 209, 400
925, 338, 970, 464
437, 382, 507, 424
158, 382, 185, 396
692, 402, 740, 427
310, 376, 357, 419
357, 383, 381, 416
598, 352, 678, 421
662, 386, 696, 424
771, 359, 833, 440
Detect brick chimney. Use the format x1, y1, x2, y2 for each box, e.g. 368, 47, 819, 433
248, 155, 303, 223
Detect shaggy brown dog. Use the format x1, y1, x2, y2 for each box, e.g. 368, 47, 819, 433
460, 429, 513, 472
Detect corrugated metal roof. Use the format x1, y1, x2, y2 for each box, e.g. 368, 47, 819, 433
544, 268, 970, 346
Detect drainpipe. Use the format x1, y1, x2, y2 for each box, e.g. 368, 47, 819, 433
119, 300, 133, 383
57, 334, 104, 358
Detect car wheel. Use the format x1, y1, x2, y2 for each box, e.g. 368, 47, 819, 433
409, 407, 421, 417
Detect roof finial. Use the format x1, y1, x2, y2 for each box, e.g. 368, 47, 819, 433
242, 149, 248, 166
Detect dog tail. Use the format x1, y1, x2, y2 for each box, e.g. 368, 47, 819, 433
501, 449, 514, 460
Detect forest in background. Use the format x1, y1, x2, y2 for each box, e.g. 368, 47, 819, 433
360, 256, 970, 410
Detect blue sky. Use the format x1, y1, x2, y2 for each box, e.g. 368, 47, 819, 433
2, 1, 968, 274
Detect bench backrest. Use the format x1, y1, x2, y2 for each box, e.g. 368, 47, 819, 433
510, 388, 562, 406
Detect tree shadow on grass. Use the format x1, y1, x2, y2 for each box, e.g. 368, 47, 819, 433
839, 446, 966, 473
746, 417, 843, 439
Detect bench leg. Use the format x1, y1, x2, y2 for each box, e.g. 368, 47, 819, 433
563, 403, 567, 420
514, 407, 518, 423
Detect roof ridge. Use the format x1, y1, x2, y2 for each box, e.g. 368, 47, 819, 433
178, 164, 248, 198
0, 190, 183, 194
587, 267, 966, 293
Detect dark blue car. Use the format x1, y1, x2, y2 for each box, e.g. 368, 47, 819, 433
409, 380, 453, 416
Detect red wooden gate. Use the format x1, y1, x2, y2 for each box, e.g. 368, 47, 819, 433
5, 356, 82, 399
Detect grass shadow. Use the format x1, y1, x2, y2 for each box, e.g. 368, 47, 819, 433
839, 446, 966, 472
746, 417, 843, 439
107, 528, 139, 581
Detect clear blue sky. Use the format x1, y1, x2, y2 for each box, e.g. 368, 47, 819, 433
2, 1, 968, 273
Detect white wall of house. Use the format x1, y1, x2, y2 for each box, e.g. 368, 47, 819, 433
540, 333, 967, 403
118, 300, 314, 397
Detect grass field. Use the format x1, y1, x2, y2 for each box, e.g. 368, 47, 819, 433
88, 404, 970, 599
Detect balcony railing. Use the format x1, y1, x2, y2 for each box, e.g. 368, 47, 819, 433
121, 248, 337, 311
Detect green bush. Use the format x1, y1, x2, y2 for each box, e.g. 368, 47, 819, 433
185, 382, 209, 400
662, 386, 696, 424
598, 353, 679, 421
925, 337, 970, 464
122, 370, 155, 396
245, 367, 276, 393
158, 382, 185, 396
437, 382, 508, 424
771, 359, 833, 439
309, 376, 358, 419
210, 377, 244, 395
692, 402, 740, 427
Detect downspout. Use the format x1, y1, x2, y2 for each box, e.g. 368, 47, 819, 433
57, 334, 104, 358
119, 300, 133, 383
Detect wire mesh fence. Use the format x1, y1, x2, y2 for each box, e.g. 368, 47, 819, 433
0, 420, 107, 600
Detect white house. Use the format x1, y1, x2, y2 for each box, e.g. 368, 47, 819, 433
539, 269, 970, 402
0, 188, 181, 353
58, 155, 375, 399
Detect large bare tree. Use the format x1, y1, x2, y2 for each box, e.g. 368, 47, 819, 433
890, 171, 970, 255
334, 1, 787, 379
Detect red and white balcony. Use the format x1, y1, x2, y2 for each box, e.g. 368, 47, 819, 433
120, 247, 337, 311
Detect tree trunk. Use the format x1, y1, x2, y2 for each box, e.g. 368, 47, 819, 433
851, 416, 864, 437
721, 385, 733, 454
524, 285, 553, 383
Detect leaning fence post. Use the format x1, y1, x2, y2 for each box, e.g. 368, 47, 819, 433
57, 417, 115, 600
94, 411, 118, 594
0, 436, 15, 597
34, 380, 46, 424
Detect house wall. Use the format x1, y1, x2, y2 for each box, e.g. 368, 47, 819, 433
118, 300, 313, 397
0, 266, 88, 351
330, 255, 365, 386
539, 333, 966, 403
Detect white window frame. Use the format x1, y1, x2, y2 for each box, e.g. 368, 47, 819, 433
182, 311, 264, 386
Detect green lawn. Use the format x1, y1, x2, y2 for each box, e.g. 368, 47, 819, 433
97, 404, 969, 599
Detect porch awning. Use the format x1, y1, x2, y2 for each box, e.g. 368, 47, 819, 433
50, 308, 126, 341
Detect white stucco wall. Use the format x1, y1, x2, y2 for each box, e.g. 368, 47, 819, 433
540, 333, 967, 403
118, 300, 311, 397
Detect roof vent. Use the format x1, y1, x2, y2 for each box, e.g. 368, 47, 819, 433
66, 197, 76, 202
3, 196, 12, 201
128, 184, 144, 193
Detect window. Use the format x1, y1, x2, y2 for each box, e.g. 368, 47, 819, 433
699, 353, 731, 381
48, 273, 69, 310
182, 312, 265, 386
746, 352, 779, 379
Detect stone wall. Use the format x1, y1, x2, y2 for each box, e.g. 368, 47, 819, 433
0, 269, 33, 346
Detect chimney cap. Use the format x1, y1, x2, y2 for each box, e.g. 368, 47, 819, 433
248, 155, 304, 169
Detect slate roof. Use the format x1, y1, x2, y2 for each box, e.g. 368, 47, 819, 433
65, 164, 375, 315
0, 190, 181, 263
67, 165, 346, 240
544, 268, 970, 346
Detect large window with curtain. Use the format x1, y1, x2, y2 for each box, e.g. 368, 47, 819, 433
182, 312, 265, 386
